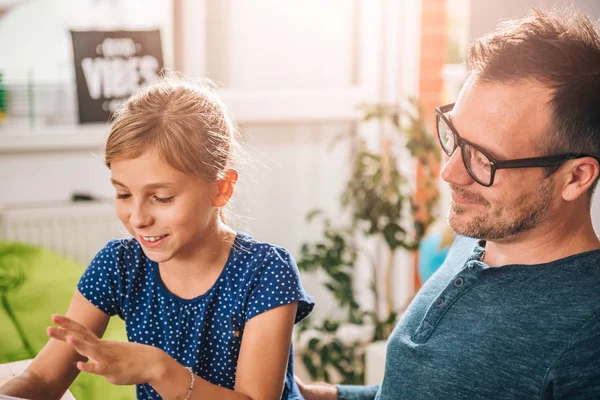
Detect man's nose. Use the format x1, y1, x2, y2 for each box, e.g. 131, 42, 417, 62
440, 148, 474, 186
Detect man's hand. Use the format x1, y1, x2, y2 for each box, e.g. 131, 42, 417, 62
295, 375, 338, 400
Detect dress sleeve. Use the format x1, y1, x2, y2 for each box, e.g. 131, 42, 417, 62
244, 246, 315, 324
77, 239, 128, 318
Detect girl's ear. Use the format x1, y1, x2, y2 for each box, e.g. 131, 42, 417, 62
213, 169, 239, 207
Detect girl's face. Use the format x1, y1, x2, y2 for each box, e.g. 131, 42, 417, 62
110, 151, 218, 263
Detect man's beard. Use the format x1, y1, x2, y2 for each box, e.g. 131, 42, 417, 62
447, 178, 554, 241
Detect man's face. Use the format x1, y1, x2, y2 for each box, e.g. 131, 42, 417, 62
441, 77, 558, 242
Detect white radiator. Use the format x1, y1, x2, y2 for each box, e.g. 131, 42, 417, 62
0, 201, 125, 266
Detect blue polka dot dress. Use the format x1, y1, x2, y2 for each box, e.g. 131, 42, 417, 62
77, 232, 315, 399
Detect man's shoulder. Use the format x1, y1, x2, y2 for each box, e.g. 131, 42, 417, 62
444, 235, 479, 262
451, 235, 479, 249
537, 246, 600, 280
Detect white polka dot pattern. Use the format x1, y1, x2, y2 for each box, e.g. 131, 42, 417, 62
77, 232, 314, 399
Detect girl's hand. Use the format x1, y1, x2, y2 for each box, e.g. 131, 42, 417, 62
47, 314, 165, 386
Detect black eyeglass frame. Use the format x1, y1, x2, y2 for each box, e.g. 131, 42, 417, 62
434, 103, 595, 187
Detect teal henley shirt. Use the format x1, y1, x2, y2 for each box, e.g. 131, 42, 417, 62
338, 236, 600, 399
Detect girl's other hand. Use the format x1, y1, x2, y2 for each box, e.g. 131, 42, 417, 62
47, 314, 166, 386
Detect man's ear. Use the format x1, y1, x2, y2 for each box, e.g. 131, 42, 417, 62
213, 169, 239, 207
561, 157, 599, 201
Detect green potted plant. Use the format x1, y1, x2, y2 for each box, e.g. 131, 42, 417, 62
0, 243, 38, 361
296, 100, 440, 384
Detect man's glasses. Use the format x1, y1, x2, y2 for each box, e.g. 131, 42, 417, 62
434, 103, 593, 187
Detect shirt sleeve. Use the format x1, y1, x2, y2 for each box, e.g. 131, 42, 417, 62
76, 239, 127, 318
337, 385, 380, 400
244, 246, 314, 324
543, 313, 600, 399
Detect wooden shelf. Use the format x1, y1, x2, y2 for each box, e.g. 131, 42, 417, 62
0, 88, 366, 153
0, 123, 110, 153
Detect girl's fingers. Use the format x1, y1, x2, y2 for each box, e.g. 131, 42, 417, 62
66, 335, 102, 362
48, 328, 86, 345
76, 360, 106, 376
52, 315, 95, 339
46, 326, 71, 341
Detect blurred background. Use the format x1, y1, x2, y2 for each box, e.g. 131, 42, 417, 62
1, 0, 600, 398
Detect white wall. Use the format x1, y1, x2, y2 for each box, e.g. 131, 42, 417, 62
0, 149, 112, 204
469, 0, 600, 42
0, 0, 174, 204
0, 0, 173, 83
204, 0, 355, 91
0, 0, 359, 322
0, 0, 421, 321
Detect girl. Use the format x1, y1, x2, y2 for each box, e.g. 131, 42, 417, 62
0, 76, 314, 400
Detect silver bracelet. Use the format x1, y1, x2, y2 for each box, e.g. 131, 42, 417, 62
184, 366, 196, 400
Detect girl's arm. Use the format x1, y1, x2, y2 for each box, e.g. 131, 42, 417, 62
150, 302, 298, 400
45, 302, 299, 400
234, 301, 298, 398
0, 290, 109, 400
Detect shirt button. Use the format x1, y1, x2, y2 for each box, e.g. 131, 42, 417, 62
435, 297, 445, 307
453, 277, 465, 287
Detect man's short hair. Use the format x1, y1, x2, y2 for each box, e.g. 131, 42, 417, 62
467, 8, 600, 192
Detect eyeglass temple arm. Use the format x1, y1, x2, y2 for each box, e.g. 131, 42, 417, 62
494, 154, 592, 169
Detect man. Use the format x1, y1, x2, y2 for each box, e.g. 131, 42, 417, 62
297, 7, 600, 400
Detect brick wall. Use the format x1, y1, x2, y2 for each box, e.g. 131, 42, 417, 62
414, 0, 447, 289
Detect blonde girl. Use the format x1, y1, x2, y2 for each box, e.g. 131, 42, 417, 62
0, 76, 314, 400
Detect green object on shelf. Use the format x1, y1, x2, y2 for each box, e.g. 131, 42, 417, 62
0, 71, 5, 121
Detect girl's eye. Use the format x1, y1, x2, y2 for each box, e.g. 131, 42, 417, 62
154, 196, 174, 204
116, 193, 131, 200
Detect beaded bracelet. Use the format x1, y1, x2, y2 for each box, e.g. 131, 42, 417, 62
184, 366, 196, 400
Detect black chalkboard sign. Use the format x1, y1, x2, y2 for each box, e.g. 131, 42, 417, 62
70, 30, 164, 123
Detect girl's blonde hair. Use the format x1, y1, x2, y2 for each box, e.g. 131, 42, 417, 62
105, 74, 239, 186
